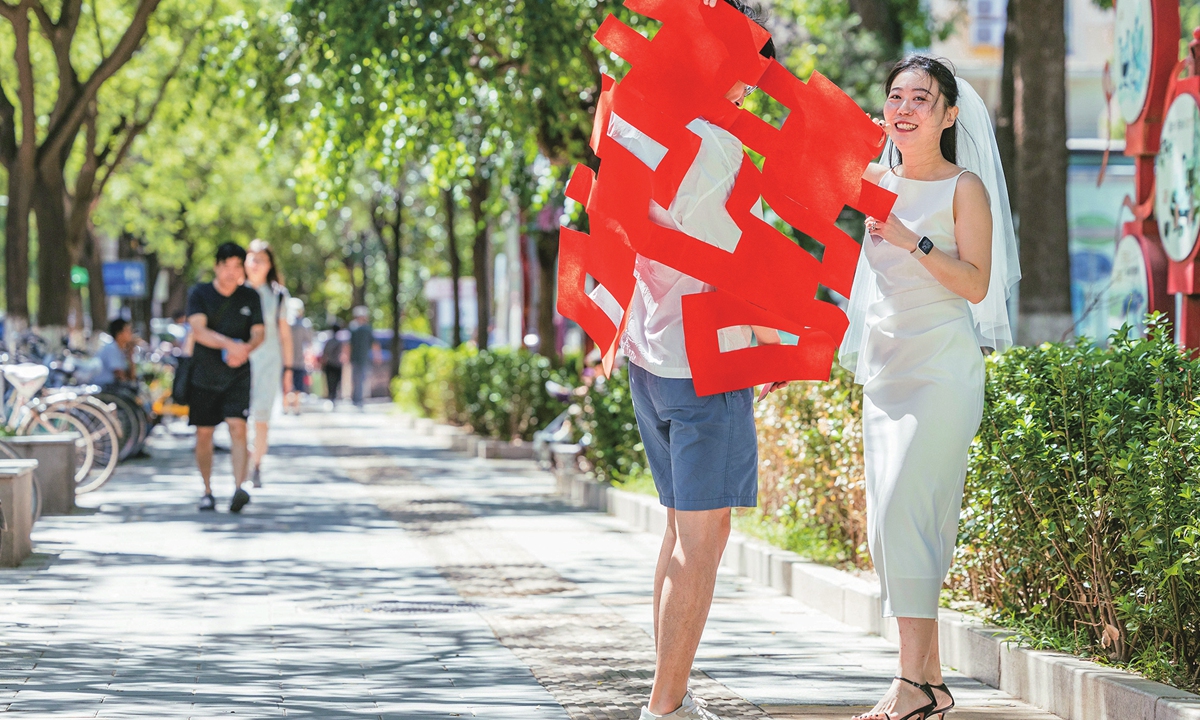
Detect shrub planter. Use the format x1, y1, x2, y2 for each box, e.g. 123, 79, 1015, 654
3, 433, 79, 515
0, 459, 38, 567
477, 438, 534, 460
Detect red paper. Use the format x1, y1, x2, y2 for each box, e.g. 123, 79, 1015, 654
556, 0, 896, 395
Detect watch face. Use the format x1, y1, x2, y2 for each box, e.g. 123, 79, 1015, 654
1155, 94, 1200, 262
919, 236, 934, 254
1114, 0, 1154, 125
1108, 234, 1149, 339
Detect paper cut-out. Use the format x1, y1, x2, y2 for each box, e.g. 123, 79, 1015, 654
556, 0, 896, 395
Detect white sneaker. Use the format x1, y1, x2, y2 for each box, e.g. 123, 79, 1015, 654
639, 691, 726, 720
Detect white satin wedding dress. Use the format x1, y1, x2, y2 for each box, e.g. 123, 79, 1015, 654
858, 167, 985, 619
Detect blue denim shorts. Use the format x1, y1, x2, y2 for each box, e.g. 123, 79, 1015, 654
628, 363, 758, 511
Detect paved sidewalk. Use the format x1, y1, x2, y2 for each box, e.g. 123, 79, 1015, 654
0, 407, 1063, 719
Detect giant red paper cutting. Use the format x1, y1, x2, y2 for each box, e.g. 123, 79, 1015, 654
556, 0, 895, 395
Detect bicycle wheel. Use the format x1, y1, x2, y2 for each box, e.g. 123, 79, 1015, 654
18, 409, 96, 492
0, 440, 39, 524
95, 391, 141, 460
49, 399, 120, 494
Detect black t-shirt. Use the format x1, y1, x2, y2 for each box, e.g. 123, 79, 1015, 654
185, 282, 264, 390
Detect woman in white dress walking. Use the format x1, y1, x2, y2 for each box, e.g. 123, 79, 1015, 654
840, 56, 1021, 720
245, 239, 294, 488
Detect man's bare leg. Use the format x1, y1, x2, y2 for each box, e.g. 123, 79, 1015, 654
195, 427, 215, 495
227, 419, 249, 489
653, 508, 678, 649
647, 507, 731, 716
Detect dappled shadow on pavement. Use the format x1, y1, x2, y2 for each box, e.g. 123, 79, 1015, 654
0, 417, 568, 719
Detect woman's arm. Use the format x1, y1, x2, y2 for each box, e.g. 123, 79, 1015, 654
279, 312, 295, 393
865, 172, 992, 304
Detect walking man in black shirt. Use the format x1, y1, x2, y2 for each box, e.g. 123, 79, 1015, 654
186, 243, 265, 513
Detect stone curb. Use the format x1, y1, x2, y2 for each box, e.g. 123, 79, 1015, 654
397, 413, 535, 460
546, 461, 1200, 720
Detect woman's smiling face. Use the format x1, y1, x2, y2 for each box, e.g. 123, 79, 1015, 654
883, 69, 958, 156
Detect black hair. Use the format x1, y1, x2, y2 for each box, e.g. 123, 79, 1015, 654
108, 318, 129, 337
723, 0, 776, 59
248, 238, 282, 286
884, 55, 958, 165
215, 241, 247, 265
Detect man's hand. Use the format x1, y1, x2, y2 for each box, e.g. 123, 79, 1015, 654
225, 341, 251, 368
757, 381, 790, 402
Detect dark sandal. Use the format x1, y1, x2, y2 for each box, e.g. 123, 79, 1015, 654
922, 682, 954, 719
852, 677, 936, 720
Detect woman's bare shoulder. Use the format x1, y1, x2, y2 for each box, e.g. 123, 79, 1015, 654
864, 162, 889, 183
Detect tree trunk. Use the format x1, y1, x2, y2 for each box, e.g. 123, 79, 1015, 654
83, 226, 107, 334
1, 8, 38, 333
387, 185, 404, 379
997, 1, 1018, 204
4, 165, 32, 332
443, 187, 462, 348
1012, 0, 1072, 344
468, 174, 491, 350
533, 229, 559, 365
847, 0, 903, 54
32, 171, 73, 331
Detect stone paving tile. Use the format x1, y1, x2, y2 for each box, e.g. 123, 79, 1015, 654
0, 406, 1067, 719
0, 412, 567, 719
324, 410, 1066, 720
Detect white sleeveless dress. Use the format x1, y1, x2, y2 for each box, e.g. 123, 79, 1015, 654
860, 168, 985, 619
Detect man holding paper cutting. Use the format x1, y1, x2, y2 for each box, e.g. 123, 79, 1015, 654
598, 2, 782, 717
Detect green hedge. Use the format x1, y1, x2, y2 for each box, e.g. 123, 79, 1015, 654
394, 345, 576, 442
956, 320, 1199, 689
579, 367, 650, 484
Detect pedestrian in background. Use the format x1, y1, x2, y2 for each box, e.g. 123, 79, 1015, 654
321, 321, 344, 404
186, 242, 264, 513
95, 318, 135, 388
348, 305, 381, 409
244, 239, 293, 488
283, 297, 312, 415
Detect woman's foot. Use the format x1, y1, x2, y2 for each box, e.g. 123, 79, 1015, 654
251, 465, 262, 488
852, 677, 935, 720
923, 682, 953, 718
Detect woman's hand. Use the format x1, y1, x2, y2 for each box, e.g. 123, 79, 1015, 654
865, 213, 921, 253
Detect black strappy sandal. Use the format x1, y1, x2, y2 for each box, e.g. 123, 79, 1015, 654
922, 681, 955, 719
852, 677, 936, 720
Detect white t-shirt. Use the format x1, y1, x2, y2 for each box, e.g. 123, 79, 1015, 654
592, 113, 758, 379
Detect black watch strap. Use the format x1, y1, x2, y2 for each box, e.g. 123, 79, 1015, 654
913, 236, 934, 255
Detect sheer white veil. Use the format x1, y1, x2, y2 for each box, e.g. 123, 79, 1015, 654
837, 76, 1022, 381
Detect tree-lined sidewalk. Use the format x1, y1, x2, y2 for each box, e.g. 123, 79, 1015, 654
0, 408, 1060, 718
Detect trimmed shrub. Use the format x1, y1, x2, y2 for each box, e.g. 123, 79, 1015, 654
955, 320, 1200, 689
394, 345, 470, 423
394, 345, 575, 442
456, 348, 576, 441
754, 365, 868, 567
579, 366, 650, 483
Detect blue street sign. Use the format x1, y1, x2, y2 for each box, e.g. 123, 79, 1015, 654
102, 261, 148, 298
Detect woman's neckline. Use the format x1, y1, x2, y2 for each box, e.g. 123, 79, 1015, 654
886, 166, 965, 183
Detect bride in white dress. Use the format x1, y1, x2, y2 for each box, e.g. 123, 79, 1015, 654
839, 56, 1021, 720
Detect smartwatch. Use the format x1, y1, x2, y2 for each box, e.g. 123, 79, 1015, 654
913, 236, 934, 256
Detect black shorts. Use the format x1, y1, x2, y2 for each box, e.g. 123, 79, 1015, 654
289, 368, 308, 391
188, 372, 252, 427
